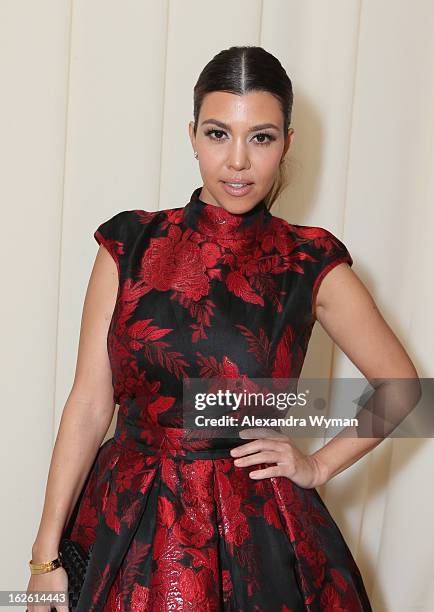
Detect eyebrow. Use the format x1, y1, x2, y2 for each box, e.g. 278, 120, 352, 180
201, 118, 281, 132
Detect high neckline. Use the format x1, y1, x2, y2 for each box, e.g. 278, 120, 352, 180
182, 186, 272, 241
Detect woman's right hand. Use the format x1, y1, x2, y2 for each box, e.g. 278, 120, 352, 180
26, 566, 69, 612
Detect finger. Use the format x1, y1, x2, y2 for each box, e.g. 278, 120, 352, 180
233, 450, 279, 467
231, 439, 288, 457
249, 464, 282, 479
230, 440, 261, 456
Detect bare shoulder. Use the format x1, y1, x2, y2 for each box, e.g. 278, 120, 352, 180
315, 264, 418, 380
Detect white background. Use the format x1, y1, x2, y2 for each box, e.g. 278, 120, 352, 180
1, 1, 433, 610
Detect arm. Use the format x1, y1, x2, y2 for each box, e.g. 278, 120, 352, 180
31, 245, 119, 562
310, 262, 420, 485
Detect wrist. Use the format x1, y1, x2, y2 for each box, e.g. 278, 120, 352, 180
32, 541, 60, 563
309, 453, 330, 487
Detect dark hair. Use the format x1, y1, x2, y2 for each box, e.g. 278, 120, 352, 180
193, 45, 294, 210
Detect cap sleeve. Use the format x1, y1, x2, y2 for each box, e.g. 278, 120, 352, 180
94, 210, 131, 277
306, 227, 353, 320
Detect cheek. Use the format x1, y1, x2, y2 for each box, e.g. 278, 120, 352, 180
198, 148, 226, 175
252, 150, 282, 179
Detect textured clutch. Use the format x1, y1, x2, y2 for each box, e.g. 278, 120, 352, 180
58, 537, 92, 610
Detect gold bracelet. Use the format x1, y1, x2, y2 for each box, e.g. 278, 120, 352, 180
28, 557, 63, 575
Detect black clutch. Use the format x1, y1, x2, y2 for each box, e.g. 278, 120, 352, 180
58, 537, 93, 610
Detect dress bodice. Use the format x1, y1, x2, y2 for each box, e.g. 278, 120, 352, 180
93, 186, 353, 449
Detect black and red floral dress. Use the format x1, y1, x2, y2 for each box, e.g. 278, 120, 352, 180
64, 186, 372, 611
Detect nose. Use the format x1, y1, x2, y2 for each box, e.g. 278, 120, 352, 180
227, 139, 251, 170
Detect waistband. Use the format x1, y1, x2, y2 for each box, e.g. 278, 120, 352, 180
113, 424, 241, 460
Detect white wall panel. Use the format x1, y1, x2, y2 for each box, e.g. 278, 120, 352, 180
0, 0, 72, 595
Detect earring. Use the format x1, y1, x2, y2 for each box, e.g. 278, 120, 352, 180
194, 151, 198, 159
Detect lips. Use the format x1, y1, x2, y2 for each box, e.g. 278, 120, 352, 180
223, 181, 253, 185
221, 181, 254, 196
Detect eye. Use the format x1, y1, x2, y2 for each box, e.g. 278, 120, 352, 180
205, 128, 227, 142
253, 132, 276, 146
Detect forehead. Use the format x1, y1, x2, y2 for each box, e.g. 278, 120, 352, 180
199, 91, 283, 127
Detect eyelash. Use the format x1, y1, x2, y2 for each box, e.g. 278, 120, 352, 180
204, 128, 276, 146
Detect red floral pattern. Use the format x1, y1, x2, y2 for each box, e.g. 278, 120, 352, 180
63, 187, 371, 610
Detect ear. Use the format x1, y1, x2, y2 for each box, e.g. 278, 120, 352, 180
283, 128, 295, 157
188, 121, 196, 151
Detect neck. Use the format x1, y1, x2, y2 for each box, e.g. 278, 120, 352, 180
182, 186, 272, 242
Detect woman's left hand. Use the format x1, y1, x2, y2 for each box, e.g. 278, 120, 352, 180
230, 428, 328, 489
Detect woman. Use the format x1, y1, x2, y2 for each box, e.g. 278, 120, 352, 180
28, 46, 418, 611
